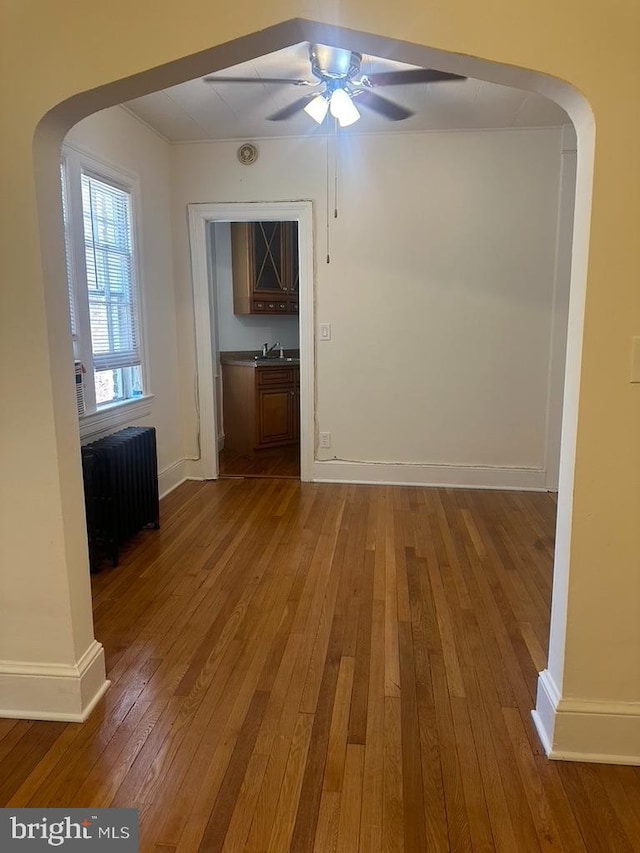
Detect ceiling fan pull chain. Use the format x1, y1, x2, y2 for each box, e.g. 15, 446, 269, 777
334, 118, 339, 220
325, 135, 331, 264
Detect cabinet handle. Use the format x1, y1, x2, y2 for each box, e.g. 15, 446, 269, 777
290, 390, 295, 396
268, 303, 275, 309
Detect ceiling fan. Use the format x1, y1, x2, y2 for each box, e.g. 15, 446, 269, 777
203, 44, 466, 127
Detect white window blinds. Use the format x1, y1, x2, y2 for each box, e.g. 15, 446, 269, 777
81, 173, 141, 372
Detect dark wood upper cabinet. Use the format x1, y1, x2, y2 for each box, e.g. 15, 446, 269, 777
231, 221, 299, 315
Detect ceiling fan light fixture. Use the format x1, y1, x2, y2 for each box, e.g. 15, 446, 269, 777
312, 45, 356, 79
303, 94, 329, 124
329, 87, 360, 127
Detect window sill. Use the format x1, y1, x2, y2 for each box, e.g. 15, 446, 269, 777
79, 395, 154, 442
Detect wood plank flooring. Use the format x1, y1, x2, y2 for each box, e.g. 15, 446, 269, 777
218, 446, 300, 479
2, 480, 640, 851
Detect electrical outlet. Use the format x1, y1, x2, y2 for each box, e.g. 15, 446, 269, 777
319, 432, 331, 448
319, 324, 332, 341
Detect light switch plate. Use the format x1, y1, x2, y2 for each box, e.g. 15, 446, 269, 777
319, 324, 331, 341
631, 337, 640, 383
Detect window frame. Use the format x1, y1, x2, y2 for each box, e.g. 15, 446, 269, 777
61, 144, 152, 439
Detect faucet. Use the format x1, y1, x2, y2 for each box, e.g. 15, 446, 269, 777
261, 341, 281, 358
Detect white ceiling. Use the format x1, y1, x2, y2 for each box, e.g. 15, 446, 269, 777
124, 42, 569, 142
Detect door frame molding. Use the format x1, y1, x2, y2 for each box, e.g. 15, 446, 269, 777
187, 200, 314, 481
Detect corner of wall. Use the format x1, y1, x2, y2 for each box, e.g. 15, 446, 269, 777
158, 459, 189, 498
0, 641, 110, 722
533, 670, 640, 766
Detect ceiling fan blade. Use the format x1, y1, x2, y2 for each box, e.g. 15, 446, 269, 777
203, 75, 313, 86
366, 68, 466, 86
355, 90, 414, 121
266, 96, 312, 121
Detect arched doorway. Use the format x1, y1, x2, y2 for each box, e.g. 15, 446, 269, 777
14, 19, 599, 761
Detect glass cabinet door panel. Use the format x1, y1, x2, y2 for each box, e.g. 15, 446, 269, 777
252, 222, 285, 293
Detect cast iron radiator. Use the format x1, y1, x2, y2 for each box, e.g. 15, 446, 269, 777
81, 426, 160, 570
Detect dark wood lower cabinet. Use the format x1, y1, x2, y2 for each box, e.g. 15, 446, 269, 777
257, 387, 296, 446
222, 363, 299, 455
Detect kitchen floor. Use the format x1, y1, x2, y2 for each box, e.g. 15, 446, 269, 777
218, 445, 300, 479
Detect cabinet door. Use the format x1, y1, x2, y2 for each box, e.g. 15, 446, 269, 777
231, 221, 299, 314
292, 369, 300, 441
292, 390, 300, 442
251, 222, 286, 296
257, 387, 296, 447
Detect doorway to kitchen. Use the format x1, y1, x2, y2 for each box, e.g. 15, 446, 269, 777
215, 221, 301, 479
187, 201, 314, 483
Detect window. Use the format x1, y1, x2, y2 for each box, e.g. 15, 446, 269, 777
81, 173, 142, 404
61, 149, 149, 431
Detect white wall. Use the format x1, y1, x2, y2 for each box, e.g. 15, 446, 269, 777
211, 223, 299, 352
171, 128, 570, 487
65, 107, 184, 492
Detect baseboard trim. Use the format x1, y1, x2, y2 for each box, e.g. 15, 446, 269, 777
533, 669, 640, 765
532, 668, 560, 756
311, 460, 547, 491
158, 459, 188, 499
0, 640, 110, 722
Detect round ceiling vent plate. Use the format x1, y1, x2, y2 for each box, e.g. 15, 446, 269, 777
237, 143, 258, 165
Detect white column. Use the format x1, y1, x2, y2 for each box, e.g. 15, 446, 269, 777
0, 122, 109, 721
533, 116, 640, 765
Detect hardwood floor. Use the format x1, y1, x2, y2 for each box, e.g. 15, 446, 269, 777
2, 480, 640, 851
218, 445, 300, 479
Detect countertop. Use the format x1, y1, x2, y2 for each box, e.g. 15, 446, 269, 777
220, 350, 300, 368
